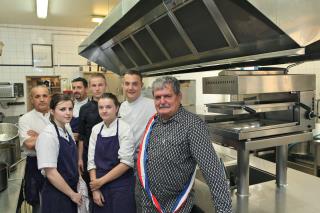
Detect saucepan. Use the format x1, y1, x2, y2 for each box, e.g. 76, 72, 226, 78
0, 123, 21, 171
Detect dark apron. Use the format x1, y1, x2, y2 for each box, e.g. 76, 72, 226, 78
70, 116, 79, 133
24, 156, 45, 206
41, 125, 79, 213
93, 120, 136, 213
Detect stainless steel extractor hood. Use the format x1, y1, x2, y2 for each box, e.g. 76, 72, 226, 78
79, 0, 320, 76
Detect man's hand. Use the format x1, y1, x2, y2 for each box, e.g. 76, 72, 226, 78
24, 130, 39, 150
92, 190, 105, 207
27, 130, 39, 138
90, 178, 103, 191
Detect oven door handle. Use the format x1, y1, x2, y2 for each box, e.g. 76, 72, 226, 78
241, 105, 256, 114
296, 102, 316, 119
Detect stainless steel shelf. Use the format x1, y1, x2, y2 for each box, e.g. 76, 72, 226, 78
206, 101, 295, 115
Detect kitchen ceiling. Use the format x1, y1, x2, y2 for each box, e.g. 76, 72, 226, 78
0, 0, 120, 28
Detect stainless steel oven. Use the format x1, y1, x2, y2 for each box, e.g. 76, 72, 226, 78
203, 70, 316, 196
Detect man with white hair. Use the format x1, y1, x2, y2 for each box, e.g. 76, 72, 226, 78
136, 76, 232, 213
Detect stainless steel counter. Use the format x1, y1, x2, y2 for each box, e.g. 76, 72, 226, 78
0, 158, 25, 212
194, 144, 320, 213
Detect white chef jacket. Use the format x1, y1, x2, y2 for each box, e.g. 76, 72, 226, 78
87, 118, 135, 171
73, 97, 89, 118
36, 123, 75, 172
119, 95, 156, 153
18, 109, 51, 156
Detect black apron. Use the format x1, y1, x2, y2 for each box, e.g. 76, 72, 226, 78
40, 125, 79, 213
93, 120, 136, 213
24, 156, 45, 206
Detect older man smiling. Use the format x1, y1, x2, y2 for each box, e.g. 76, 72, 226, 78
136, 76, 232, 213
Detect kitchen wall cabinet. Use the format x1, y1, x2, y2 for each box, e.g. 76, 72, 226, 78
26, 76, 61, 111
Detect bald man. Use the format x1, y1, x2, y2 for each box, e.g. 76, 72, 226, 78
19, 85, 51, 213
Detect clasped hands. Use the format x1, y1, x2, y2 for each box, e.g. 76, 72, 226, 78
91, 178, 105, 207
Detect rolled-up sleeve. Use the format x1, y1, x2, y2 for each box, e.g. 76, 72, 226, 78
118, 121, 135, 168
87, 124, 99, 171
36, 127, 59, 169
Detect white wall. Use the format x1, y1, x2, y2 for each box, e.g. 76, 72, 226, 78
0, 24, 93, 116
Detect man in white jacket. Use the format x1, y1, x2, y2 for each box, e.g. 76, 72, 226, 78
119, 70, 156, 158
18, 85, 51, 213
118, 70, 156, 212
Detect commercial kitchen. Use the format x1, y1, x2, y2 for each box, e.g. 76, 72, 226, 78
1, 0, 320, 212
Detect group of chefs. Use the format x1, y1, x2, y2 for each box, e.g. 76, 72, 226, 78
18, 70, 232, 213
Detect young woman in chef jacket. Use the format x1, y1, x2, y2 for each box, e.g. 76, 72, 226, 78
36, 93, 82, 213
87, 93, 136, 213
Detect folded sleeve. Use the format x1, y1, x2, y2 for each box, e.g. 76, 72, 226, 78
36, 128, 59, 169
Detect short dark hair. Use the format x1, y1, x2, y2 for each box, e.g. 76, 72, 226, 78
89, 73, 107, 85
49, 93, 74, 124
99, 93, 120, 108
30, 85, 50, 98
72, 77, 88, 88
123, 70, 143, 82
50, 93, 74, 110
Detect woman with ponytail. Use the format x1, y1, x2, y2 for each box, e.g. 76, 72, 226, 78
36, 93, 82, 213
87, 92, 136, 213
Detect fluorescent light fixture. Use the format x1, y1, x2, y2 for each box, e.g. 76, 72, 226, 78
37, 0, 49, 19
91, 16, 104, 24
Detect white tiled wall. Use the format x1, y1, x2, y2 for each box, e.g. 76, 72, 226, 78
0, 24, 93, 116
53, 34, 88, 66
